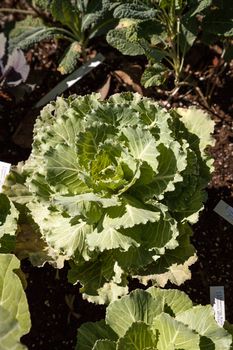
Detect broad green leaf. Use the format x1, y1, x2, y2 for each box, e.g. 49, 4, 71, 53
46, 144, 89, 194
141, 63, 167, 88
180, 15, 199, 52
93, 339, 116, 350
176, 305, 232, 349
102, 199, 161, 229
189, 0, 212, 16
10, 15, 44, 38
113, 3, 158, 20
122, 127, 159, 171
119, 213, 178, 252
117, 322, 156, 350
82, 1, 118, 37
0, 194, 19, 246
177, 107, 215, 155
50, 0, 81, 37
0, 306, 27, 350
147, 288, 193, 315
87, 226, 139, 252
57, 41, 81, 74
27, 201, 91, 261
54, 193, 119, 209
117, 246, 154, 278
76, 125, 113, 166
136, 223, 197, 287
106, 289, 163, 337
76, 320, 118, 350
203, 10, 233, 37
68, 257, 128, 303
2, 165, 34, 204
34, 99, 85, 150
152, 312, 200, 349
134, 144, 180, 199
9, 16, 72, 51
107, 28, 145, 56
0, 254, 31, 348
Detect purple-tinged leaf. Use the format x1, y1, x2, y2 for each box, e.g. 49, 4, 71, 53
0, 33, 7, 60
4, 49, 29, 86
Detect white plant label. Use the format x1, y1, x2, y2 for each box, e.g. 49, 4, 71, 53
0, 161, 11, 192
210, 286, 225, 327
35, 53, 105, 108
214, 200, 233, 225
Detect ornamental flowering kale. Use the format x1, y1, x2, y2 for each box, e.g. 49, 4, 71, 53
1, 92, 214, 303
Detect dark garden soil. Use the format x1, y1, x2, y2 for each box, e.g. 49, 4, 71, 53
0, 2, 233, 349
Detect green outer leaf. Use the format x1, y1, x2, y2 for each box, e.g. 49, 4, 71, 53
0, 194, 19, 247
141, 63, 167, 88
87, 226, 139, 252
58, 41, 81, 74
107, 28, 145, 56
82, 1, 118, 37
190, 0, 212, 16
0, 254, 31, 348
203, 10, 233, 37
10, 26, 71, 52
27, 201, 91, 261
117, 321, 156, 349
76, 286, 233, 350
93, 339, 116, 350
102, 199, 161, 230
122, 126, 159, 171
46, 144, 89, 195
9, 15, 74, 52
10, 15, 44, 38
176, 305, 232, 349
152, 312, 200, 349
70, 257, 129, 304
180, 15, 199, 53
176, 107, 215, 154
147, 288, 193, 315
76, 319, 118, 350
135, 222, 197, 287
134, 143, 181, 198
113, 3, 158, 20
106, 289, 163, 337
50, 0, 81, 36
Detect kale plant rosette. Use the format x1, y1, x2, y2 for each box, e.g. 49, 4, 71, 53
1, 92, 214, 303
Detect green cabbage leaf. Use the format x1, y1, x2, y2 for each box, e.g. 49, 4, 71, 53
76, 288, 232, 350
0, 254, 31, 349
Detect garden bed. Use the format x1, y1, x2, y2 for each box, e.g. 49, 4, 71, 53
0, 1, 233, 349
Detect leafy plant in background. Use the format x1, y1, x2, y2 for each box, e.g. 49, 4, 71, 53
0, 33, 31, 101
76, 287, 233, 349
9, 0, 119, 74
107, 0, 233, 89
200, 0, 233, 103
1, 92, 214, 303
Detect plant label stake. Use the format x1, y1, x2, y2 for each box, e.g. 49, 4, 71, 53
214, 200, 233, 226
0, 161, 11, 192
35, 53, 105, 108
210, 286, 225, 327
